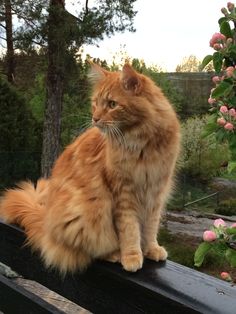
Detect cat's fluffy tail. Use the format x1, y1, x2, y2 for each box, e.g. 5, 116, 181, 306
0, 179, 48, 250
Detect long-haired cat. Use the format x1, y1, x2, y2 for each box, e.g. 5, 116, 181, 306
0, 63, 180, 274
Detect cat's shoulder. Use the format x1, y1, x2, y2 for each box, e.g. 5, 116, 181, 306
70, 127, 105, 155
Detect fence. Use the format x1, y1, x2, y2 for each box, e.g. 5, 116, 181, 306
166, 72, 214, 117
1, 220, 236, 314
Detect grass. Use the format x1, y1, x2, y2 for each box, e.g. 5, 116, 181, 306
167, 178, 220, 213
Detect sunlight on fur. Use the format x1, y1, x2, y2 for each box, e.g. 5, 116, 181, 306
0, 63, 180, 274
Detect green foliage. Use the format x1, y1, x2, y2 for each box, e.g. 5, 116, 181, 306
28, 73, 46, 122
216, 198, 236, 216
8, 0, 137, 52
211, 79, 233, 98
194, 242, 212, 267
0, 75, 41, 187
0, 75, 41, 151
200, 55, 213, 71
201, 3, 236, 170
226, 248, 236, 267
180, 115, 231, 179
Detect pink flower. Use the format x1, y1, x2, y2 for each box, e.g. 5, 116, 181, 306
203, 230, 217, 242
214, 218, 226, 227
227, 2, 235, 11
229, 108, 236, 117
226, 66, 235, 77
224, 122, 234, 130
231, 223, 236, 228
217, 117, 226, 126
220, 105, 228, 113
213, 43, 222, 51
208, 97, 216, 105
221, 272, 232, 281
212, 76, 221, 84
210, 33, 226, 47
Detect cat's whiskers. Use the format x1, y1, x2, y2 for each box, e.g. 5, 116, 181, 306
103, 121, 127, 148
75, 120, 93, 136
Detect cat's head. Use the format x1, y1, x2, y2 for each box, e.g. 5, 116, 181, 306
88, 62, 167, 140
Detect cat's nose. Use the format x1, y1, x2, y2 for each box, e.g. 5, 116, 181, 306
92, 116, 100, 124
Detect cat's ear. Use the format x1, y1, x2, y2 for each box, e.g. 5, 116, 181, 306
121, 64, 142, 95
88, 61, 108, 84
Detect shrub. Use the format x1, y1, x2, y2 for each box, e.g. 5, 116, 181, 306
180, 115, 230, 179
216, 198, 236, 216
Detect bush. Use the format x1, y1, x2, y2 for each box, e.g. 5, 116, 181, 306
216, 199, 236, 216
180, 115, 231, 180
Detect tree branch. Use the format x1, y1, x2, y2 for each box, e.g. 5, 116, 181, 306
0, 35, 6, 41
85, 0, 89, 15
0, 22, 6, 29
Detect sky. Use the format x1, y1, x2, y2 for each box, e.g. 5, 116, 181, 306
67, 0, 230, 71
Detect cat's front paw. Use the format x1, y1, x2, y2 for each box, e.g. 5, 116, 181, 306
121, 251, 143, 272
103, 250, 121, 263
144, 245, 168, 262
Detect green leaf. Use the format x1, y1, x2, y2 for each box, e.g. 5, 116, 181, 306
220, 21, 233, 38
200, 55, 213, 71
211, 80, 233, 98
194, 242, 212, 267
228, 161, 236, 174
211, 242, 228, 256
218, 17, 227, 26
228, 45, 236, 59
225, 248, 236, 267
213, 52, 223, 73
202, 115, 218, 138
226, 227, 236, 235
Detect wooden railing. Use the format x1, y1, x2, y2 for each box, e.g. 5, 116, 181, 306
0, 220, 236, 314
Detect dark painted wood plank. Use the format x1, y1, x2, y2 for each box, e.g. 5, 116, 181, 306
0, 220, 236, 314
0, 273, 65, 314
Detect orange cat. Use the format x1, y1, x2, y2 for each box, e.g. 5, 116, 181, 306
0, 63, 180, 274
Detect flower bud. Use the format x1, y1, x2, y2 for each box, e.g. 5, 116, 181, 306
221, 7, 228, 15
208, 97, 216, 105
212, 76, 221, 84
210, 33, 226, 47
229, 108, 236, 117
231, 223, 236, 228
217, 117, 226, 126
226, 66, 235, 77
227, 2, 235, 12
203, 230, 217, 242
220, 105, 228, 113
213, 43, 222, 51
226, 38, 233, 45
214, 218, 226, 227
224, 122, 234, 130
221, 272, 232, 281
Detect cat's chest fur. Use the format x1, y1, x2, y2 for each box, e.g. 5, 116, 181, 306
109, 144, 166, 211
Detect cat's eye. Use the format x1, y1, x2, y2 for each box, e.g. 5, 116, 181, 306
108, 100, 117, 109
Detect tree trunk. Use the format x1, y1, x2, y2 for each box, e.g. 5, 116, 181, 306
41, 0, 66, 177
4, 0, 14, 83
